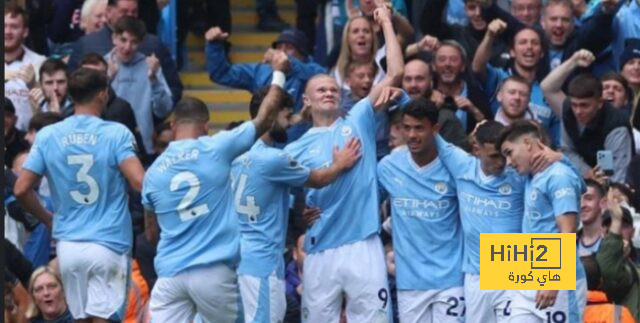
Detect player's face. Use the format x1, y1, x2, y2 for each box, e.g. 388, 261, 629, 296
602, 79, 628, 109
270, 107, 293, 143
304, 76, 341, 117
347, 17, 374, 59
474, 142, 506, 176
510, 29, 543, 70
403, 60, 432, 99
580, 186, 605, 225
346, 65, 375, 99
32, 273, 67, 320
4, 14, 28, 52
501, 137, 533, 174
498, 80, 531, 118
542, 3, 574, 47
465, 1, 487, 30
41, 71, 68, 103
511, 0, 541, 26
569, 96, 601, 125
402, 114, 438, 155
622, 58, 640, 88
112, 31, 141, 63
433, 46, 465, 85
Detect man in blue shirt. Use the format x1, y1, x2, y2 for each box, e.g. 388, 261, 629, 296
283, 7, 406, 322
231, 87, 361, 322
14, 68, 145, 322
377, 98, 465, 323
141, 79, 286, 322
498, 120, 587, 323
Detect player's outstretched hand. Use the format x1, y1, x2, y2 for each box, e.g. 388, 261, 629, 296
530, 140, 563, 173
373, 86, 403, 110
333, 138, 362, 170
535, 289, 558, 310
302, 207, 322, 228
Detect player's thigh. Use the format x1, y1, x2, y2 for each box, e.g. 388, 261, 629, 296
431, 286, 465, 323
342, 235, 391, 323
397, 290, 435, 323
268, 275, 286, 323
301, 250, 344, 323
464, 274, 511, 323
85, 246, 130, 321
189, 264, 242, 323
57, 241, 91, 319
509, 290, 574, 323
238, 273, 285, 323
150, 274, 195, 323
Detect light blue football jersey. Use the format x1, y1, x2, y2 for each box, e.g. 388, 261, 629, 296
231, 139, 311, 279
435, 135, 525, 275
524, 161, 586, 281
377, 147, 464, 290
141, 121, 256, 278
22, 115, 137, 254
285, 94, 410, 253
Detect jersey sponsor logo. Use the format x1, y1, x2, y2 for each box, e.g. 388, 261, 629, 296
499, 184, 512, 195
554, 187, 575, 199
341, 126, 353, 137
526, 210, 543, 220
435, 182, 448, 194
393, 197, 451, 219
459, 192, 512, 210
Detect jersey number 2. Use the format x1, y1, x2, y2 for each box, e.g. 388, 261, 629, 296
234, 174, 260, 223
170, 171, 210, 221
67, 154, 100, 205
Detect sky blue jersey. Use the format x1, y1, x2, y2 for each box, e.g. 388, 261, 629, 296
378, 147, 464, 290
524, 161, 586, 280
231, 139, 310, 279
435, 135, 525, 275
22, 115, 137, 254
142, 122, 256, 277
284, 93, 411, 254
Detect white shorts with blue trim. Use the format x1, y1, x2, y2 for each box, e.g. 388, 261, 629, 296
57, 240, 130, 320
508, 278, 587, 323
150, 263, 242, 323
464, 273, 511, 323
397, 286, 465, 323
238, 272, 286, 323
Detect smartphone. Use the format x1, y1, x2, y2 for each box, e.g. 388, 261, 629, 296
597, 150, 614, 176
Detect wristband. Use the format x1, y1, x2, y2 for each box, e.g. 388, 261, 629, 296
271, 70, 286, 88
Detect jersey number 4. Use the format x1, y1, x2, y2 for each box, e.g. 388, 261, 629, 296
170, 171, 210, 222
234, 174, 261, 223
67, 154, 100, 205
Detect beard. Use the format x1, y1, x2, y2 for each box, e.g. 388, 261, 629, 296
269, 127, 288, 143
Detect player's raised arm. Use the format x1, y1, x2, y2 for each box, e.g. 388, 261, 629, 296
368, 6, 404, 109
251, 64, 286, 137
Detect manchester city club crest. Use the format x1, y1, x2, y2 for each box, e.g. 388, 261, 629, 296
435, 182, 448, 194
341, 126, 353, 137
499, 184, 512, 195
530, 190, 538, 201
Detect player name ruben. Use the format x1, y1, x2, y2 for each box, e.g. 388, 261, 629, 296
61, 133, 98, 146
156, 149, 200, 173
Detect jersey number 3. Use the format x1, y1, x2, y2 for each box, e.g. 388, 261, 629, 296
67, 154, 100, 205
170, 171, 210, 222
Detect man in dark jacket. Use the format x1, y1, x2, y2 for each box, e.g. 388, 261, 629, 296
67, 0, 182, 104
4, 98, 29, 168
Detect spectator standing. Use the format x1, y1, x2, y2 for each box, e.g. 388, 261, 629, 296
80, 0, 108, 34
29, 59, 74, 118
4, 98, 30, 168
578, 180, 608, 257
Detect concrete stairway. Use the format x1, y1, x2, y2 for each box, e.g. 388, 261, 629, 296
180, 0, 296, 132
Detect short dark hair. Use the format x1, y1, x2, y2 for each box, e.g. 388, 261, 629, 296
113, 16, 146, 41
510, 27, 544, 49
475, 121, 505, 145
4, 3, 29, 26
501, 75, 531, 90
174, 97, 209, 124
568, 74, 602, 99
402, 98, 439, 126
28, 112, 62, 132
79, 53, 108, 68
249, 86, 293, 119
584, 179, 605, 197
39, 59, 68, 81
580, 255, 601, 291
4, 97, 16, 114
108, 0, 138, 6
68, 68, 108, 104
601, 72, 632, 103
345, 61, 378, 78
496, 120, 541, 152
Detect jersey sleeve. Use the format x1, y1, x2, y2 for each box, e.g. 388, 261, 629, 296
212, 121, 257, 162
259, 151, 311, 187
114, 125, 137, 165
347, 96, 376, 138
22, 131, 48, 175
141, 174, 155, 212
547, 170, 581, 217
376, 157, 392, 194
434, 134, 473, 176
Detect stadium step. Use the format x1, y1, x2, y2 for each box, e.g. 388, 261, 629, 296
180, 1, 295, 133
